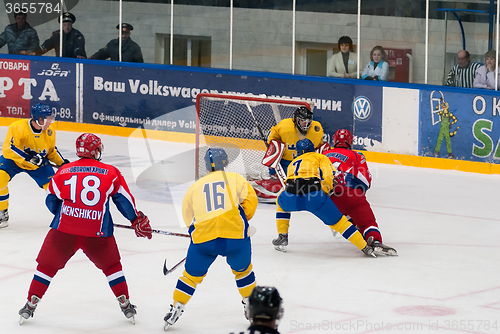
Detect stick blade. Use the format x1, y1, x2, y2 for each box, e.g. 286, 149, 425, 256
163, 259, 168, 275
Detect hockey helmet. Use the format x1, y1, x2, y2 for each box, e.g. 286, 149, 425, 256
246, 286, 283, 321
204, 148, 228, 172
293, 106, 313, 135
296, 138, 315, 156
76, 133, 103, 160
31, 103, 55, 126
332, 129, 353, 149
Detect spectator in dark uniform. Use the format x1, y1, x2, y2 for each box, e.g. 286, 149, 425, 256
31, 12, 86, 58
0, 12, 39, 55
90, 23, 144, 63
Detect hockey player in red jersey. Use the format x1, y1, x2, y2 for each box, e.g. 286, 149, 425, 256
323, 129, 397, 256
18, 133, 153, 325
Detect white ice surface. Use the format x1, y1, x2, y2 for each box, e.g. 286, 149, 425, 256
0, 128, 499, 334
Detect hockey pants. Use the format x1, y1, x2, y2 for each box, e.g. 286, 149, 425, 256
0, 157, 54, 211
26, 229, 129, 302
276, 189, 367, 250
173, 237, 256, 305
330, 186, 382, 243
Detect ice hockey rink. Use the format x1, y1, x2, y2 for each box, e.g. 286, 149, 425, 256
0, 127, 499, 334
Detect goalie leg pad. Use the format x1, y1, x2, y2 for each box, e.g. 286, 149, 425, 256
262, 139, 285, 169
249, 179, 282, 203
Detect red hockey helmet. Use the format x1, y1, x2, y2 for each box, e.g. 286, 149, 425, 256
332, 129, 353, 149
76, 133, 103, 160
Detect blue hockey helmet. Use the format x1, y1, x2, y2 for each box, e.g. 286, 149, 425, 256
204, 148, 228, 172
31, 103, 55, 122
296, 138, 315, 156
246, 286, 283, 321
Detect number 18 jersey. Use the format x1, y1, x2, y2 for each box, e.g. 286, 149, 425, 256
46, 158, 138, 237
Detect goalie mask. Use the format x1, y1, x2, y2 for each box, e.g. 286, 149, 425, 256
76, 133, 103, 161
296, 138, 315, 156
246, 286, 284, 322
293, 106, 313, 135
332, 129, 353, 149
204, 148, 228, 172
31, 103, 55, 127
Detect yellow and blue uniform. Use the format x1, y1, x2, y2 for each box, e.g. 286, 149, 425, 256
276, 152, 368, 251
173, 170, 258, 306
267, 118, 323, 170
0, 119, 65, 211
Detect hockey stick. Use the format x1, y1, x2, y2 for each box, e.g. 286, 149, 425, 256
163, 258, 186, 276
114, 223, 190, 238
162, 226, 257, 276
244, 103, 287, 186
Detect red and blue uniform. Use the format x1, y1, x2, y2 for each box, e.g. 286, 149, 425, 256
46, 158, 138, 237
27, 158, 140, 303
323, 147, 382, 242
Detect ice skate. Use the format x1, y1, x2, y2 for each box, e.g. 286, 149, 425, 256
19, 295, 40, 324
0, 209, 9, 229
242, 297, 249, 320
164, 302, 185, 331
361, 244, 376, 257
367, 236, 398, 256
117, 294, 137, 324
272, 233, 288, 252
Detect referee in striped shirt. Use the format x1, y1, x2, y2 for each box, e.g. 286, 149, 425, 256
445, 50, 481, 88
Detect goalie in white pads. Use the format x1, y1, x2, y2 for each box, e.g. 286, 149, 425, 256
252, 106, 328, 202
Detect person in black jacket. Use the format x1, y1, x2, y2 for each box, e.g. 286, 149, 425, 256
231, 286, 283, 334
32, 12, 86, 58
90, 23, 143, 63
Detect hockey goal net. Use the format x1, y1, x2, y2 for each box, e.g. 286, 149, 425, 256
195, 93, 314, 181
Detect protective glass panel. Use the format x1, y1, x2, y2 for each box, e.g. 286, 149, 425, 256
295, 1, 360, 77
232, 2, 293, 73
358, 0, 422, 84
435, 1, 491, 87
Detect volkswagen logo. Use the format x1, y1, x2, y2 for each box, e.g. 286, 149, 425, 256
352, 96, 372, 121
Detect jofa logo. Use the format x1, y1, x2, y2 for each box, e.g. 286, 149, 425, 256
37, 63, 69, 77
352, 96, 372, 121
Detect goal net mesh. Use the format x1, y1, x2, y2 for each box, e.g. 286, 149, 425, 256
196, 93, 313, 180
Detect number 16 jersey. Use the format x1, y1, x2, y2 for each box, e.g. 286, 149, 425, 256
46, 158, 139, 237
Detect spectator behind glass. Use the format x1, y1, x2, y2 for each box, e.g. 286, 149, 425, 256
0, 12, 39, 55
445, 50, 480, 88
361, 46, 389, 81
327, 36, 359, 78
31, 12, 86, 58
473, 50, 500, 89
90, 23, 144, 63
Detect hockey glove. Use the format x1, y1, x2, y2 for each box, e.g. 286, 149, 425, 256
26, 153, 46, 167
60, 159, 70, 167
131, 211, 153, 239
315, 142, 331, 154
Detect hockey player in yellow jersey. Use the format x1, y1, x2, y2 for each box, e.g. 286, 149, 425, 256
254, 106, 327, 202
0, 103, 68, 228
267, 106, 324, 166
164, 148, 258, 331
272, 138, 375, 257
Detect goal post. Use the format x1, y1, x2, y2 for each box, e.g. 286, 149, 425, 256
195, 93, 314, 181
